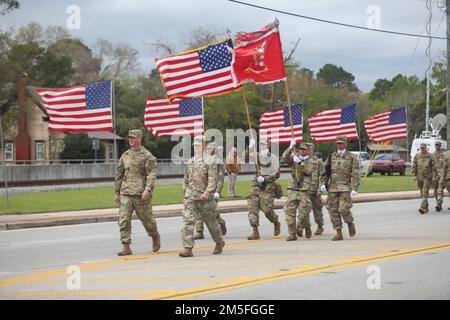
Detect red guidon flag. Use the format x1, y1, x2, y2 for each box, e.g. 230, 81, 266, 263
233, 20, 287, 85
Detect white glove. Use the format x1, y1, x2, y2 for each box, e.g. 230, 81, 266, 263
293, 155, 301, 164
290, 139, 296, 148
214, 192, 220, 200
257, 176, 265, 183
351, 190, 358, 198
320, 185, 327, 193
249, 138, 256, 149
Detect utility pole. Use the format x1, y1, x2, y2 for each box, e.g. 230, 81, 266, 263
447, 0, 450, 145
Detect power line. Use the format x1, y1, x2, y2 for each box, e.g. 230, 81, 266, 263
227, 0, 448, 40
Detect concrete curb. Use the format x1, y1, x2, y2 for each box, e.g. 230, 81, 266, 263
0, 192, 438, 231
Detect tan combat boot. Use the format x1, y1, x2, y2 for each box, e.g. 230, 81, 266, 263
436, 205, 442, 212
314, 225, 324, 235
179, 247, 193, 258
297, 227, 303, 237
348, 223, 356, 237
117, 243, 132, 256
286, 226, 297, 241
419, 208, 429, 214
332, 229, 343, 241
220, 221, 227, 236
152, 233, 161, 252
273, 221, 281, 236
193, 232, 205, 240
212, 242, 225, 254
247, 227, 260, 240
305, 227, 312, 239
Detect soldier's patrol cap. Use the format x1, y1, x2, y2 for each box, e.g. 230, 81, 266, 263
206, 142, 217, 149
193, 135, 206, 146
299, 142, 309, 150
336, 136, 348, 143
420, 143, 428, 148
127, 129, 142, 138
304, 142, 314, 148
435, 141, 442, 146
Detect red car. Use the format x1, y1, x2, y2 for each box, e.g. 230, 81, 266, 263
369, 153, 406, 176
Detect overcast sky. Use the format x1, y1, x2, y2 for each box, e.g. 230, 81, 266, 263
1, 0, 447, 92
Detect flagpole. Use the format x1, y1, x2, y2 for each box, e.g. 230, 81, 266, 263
241, 87, 260, 176
112, 80, 117, 171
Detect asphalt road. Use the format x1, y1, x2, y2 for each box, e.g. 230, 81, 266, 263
0, 199, 449, 300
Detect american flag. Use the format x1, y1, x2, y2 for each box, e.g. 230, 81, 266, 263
145, 97, 204, 137
36, 81, 113, 132
155, 39, 240, 100
308, 104, 358, 142
364, 106, 408, 142
259, 104, 304, 144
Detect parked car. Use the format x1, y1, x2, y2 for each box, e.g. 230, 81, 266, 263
349, 151, 371, 174
369, 153, 406, 176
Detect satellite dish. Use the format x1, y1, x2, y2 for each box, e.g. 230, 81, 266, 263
431, 114, 447, 132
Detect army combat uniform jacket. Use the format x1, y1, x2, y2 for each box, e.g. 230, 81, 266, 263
412, 153, 435, 181
324, 151, 360, 193
115, 147, 157, 196
183, 154, 219, 200
281, 147, 322, 194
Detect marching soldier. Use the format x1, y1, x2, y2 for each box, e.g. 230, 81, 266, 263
245, 138, 281, 240
442, 150, 450, 210
412, 143, 435, 214
193, 142, 227, 239
282, 141, 321, 241
321, 136, 360, 241
114, 129, 161, 256
179, 136, 225, 257
304, 142, 325, 236
432, 141, 445, 212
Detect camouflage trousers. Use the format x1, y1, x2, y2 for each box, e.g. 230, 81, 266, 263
327, 192, 353, 230
284, 189, 312, 234
228, 172, 238, 197
417, 179, 431, 209
118, 195, 158, 244
433, 179, 444, 207
195, 200, 225, 233
181, 198, 224, 248
247, 185, 279, 227
310, 192, 324, 226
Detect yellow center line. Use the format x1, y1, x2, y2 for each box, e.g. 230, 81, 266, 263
0, 237, 285, 288
137, 242, 450, 300
36, 276, 253, 284
0, 289, 177, 298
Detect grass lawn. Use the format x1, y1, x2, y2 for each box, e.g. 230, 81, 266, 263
0, 174, 417, 215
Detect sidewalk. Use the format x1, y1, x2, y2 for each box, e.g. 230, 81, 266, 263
0, 190, 438, 231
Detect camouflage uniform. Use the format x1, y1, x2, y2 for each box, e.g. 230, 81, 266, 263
115, 144, 159, 244
306, 144, 325, 228
412, 149, 435, 212
195, 150, 226, 234
432, 147, 445, 209
182, 152, 224, 249
282, 143, 321, 237
323, 145, 360, 231
246, 148, 281, 228
442, 151, 450, 208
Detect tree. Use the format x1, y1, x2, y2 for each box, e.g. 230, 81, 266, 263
48, 38, 100, 84
60, 133, 105, 161
317, 63, 357, 90
93, 38, 139, 79
184, 26, 226, 50
369, 78, 393, 101
0, 0, 19, 15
